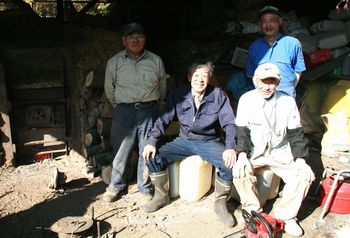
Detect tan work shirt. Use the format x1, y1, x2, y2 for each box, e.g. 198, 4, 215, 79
104, 49, 167, 107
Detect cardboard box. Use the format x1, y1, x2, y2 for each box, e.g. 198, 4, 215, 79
231, 47, 248, 69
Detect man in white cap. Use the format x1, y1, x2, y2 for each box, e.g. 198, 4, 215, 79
245, 5, 306, 106
103, 22, 167, 202
233, 63, 314, 237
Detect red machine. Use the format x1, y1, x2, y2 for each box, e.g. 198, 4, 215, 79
242, 209, 284, 238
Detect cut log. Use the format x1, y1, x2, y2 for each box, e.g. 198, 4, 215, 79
88, 116, 97, 128
82, 144, 102, 158
92, 151, 114, 168
85, 70, 105, 89
101, 164, 112, 184
81, 86, 94, 100
86, 98, 99, 113
97, 117, 112, 136
84, 129, 102, 147
100, 151, 138, 184
80, 113, 91, 132
88, 107, 100, 118
87, 107, 100, 129
79, 97, 86, 112
100, 101, 114, 118
100, 136, 112, 151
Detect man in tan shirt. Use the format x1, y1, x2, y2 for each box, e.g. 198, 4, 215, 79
103, 22, 167, 202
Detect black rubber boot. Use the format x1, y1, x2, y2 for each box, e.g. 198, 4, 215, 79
142, 170, 170, 213
214, 175, 236, 227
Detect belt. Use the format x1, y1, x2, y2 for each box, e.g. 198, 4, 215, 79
118, 101, 157, 109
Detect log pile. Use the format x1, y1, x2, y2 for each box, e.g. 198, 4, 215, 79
78, 69, 179, 182
79, 70, 115, 173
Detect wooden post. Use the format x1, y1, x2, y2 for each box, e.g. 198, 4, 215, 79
0, 63, 15, 167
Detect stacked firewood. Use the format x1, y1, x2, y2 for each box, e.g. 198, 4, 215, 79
78, 70, 180, 182
79, 70, 115, 174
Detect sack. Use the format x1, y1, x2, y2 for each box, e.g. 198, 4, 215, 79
225, 71, 254, 100
321, 111, 350, 156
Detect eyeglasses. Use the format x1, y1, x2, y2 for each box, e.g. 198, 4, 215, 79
126, 34, 145, 41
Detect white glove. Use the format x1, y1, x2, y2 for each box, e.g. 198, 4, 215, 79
295, 158, 315, 182
233, 153, 253, 178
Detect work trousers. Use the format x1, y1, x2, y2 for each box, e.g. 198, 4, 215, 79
108, 102, 158, 194
233, 156, 312, 220
147, 137, 233, 182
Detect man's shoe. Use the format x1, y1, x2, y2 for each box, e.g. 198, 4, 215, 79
102, 190, 119, 202
284, 218, 303, 237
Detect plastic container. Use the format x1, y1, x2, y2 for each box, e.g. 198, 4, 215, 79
230, 167, 280, 206
167, 161, 180, 198
320, 175, 350, 214
179, 155, 212, 201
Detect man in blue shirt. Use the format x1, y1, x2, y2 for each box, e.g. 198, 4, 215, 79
246, 6, 306, 99
142, 60, 238, 227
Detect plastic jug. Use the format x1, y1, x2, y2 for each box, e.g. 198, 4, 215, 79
167, 161, 180, 198
179, 156, 212, 201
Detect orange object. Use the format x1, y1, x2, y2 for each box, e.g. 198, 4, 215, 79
35, 153, 51, 161
304, 49, 332, 69
320, 175, 350, 214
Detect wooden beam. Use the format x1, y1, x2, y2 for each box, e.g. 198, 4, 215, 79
79, 0, 99, 14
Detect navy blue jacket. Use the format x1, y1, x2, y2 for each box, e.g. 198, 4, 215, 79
147, 84, 237, 149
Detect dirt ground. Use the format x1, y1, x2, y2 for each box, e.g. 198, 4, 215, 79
0, 151, 349, 238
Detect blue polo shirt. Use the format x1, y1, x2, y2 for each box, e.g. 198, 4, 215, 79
246, 34, 306, 97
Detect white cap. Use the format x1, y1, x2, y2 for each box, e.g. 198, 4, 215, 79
253, 63, 280, 81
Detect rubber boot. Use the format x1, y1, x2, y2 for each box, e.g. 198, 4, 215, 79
142, 170, 170, 213
214, 175, 236, 227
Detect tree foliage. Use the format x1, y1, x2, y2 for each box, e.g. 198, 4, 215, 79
337, 0, 349, 10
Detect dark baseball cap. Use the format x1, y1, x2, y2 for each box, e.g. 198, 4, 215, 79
258, 6, 281, 19
122, 22, 145, 36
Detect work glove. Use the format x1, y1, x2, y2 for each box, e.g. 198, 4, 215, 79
295, 158, 315, 182
233, 153, 253, 179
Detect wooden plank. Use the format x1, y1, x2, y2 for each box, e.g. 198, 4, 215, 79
11, 88, 65, 103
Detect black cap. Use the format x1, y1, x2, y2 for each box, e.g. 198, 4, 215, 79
122, 22, 145, 36
258, 6, 281, 19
